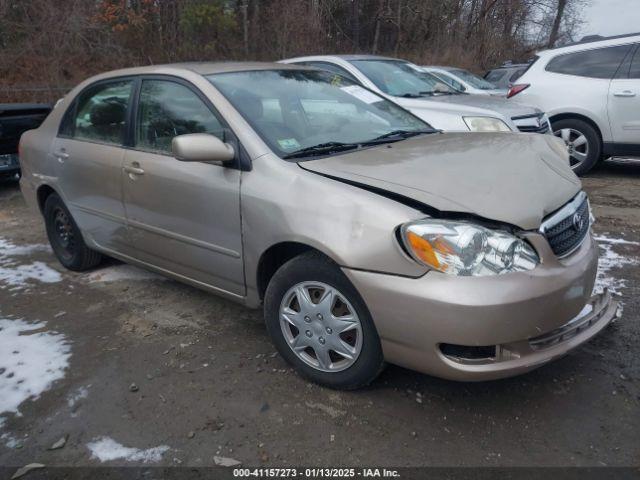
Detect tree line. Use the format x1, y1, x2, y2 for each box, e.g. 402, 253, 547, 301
0, 0, 586, 103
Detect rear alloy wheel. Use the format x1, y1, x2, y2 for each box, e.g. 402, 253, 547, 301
552, 118, 601, 176
44, 193, 102, 271
264, 252, 384, 389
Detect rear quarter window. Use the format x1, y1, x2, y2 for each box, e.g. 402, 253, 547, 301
545, 45, 632, 79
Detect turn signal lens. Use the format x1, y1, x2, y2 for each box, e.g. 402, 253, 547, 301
400, 219, 539, 276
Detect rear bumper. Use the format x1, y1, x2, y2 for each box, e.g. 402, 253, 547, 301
343, 232, 618, 381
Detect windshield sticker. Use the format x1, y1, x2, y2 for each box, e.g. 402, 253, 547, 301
340, 85, 381, 104
277, 138, 301, 151
331, 75, 343, 86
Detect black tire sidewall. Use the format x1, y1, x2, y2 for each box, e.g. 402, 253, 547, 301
44, 193, 99, 271
264, 252, 384, 389
552, 118, 601, 176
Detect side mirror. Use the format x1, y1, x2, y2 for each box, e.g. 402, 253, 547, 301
172, 133, 235, 164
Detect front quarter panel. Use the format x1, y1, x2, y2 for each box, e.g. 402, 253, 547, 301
241, 154, 429, 304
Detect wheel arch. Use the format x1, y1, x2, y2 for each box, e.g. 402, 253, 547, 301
549, 112, 604, 147
36, 184, 60, 215
256, 241, 336, 301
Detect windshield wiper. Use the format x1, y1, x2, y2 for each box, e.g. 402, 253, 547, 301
364, 129, 435, 143
282, 142, 360, 159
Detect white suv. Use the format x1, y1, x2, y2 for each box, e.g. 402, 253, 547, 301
509, 33, 640, 175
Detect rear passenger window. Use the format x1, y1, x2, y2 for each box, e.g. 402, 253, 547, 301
73, 80, 132, 145
136, 80, 225, 154
546, 45, 631, 79
485, 70, 505, 83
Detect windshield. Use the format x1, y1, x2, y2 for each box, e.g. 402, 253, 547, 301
349, 59, 456, 97
449, 69, 498, 90
207, 69, 431, 159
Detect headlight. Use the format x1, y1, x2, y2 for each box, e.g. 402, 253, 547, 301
463, 116, 511, 132
400, 219, 539, 276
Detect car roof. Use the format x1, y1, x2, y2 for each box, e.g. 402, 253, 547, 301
537, 33, 640, 57
285, 54, 406, 62
88, 61, 313, 80
422, 66, 459, 71
489, 63, 530, 71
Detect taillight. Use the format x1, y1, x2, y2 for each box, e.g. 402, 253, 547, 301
507, 83, 530, 98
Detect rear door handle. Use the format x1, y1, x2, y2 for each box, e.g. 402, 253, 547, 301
124, 163, 145, 176
613, 90, 636, 97
54, 150, 69, 163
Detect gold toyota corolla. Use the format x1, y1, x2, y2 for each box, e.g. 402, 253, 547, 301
18, 62, 618, 389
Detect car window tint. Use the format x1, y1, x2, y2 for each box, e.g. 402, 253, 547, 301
630, 46, 640, 79
434, 72, 465, 91
136, 80, 224, 154
546, 45, 632, 79
73, 80, 132, 145
509, 68, 526, 82
305, 62, 359, 83
485, 70, 505, 83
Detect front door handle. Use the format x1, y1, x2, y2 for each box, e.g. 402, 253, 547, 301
613, 90, 636, 97
124, 162, 145, 176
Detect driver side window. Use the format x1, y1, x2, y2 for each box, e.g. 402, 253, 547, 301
136, 80, 225, 154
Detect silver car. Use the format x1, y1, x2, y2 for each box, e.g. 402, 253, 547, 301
421, 66, 508, 96
19, 62, 618, 389
281, 55, 550, 134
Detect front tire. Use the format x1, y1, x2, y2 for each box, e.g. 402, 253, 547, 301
44, 193, 102, 271
264, 252, 384, 389
552, 118, 601, 176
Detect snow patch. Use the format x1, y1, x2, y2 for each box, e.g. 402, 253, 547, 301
594, 235, 639, 296
0, 238, 50, 257
85, 265, 164, 284
87, 436, 170, 463
0, 237, 61, 290
0, 318, 71, 423
0, 262, 62, 289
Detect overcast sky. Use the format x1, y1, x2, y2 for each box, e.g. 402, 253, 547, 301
579, 0, 640, 37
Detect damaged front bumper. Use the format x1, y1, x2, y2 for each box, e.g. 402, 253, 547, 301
438, 289, 618, 376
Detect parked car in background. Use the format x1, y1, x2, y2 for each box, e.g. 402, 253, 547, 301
0, 103, 52, 180
19, 62, 617, 388
281, 55, 550, 135
421, 65, 508, 96
484, 62, 532, 89
508, 33, 640, 175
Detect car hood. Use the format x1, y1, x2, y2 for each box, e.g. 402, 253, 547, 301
393, 96, 500, 117
298, 133, 580, 230
432, 94, 539, 117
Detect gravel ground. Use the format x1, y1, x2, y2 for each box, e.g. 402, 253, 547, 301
0, 159, 639, 469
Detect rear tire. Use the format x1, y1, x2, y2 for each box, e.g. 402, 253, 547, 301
552, 118, 601, 176
264, 252, 384, 389
44, 193, 102, 271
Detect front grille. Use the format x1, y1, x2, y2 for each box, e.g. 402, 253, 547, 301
541, 192, 590, 257
513, 113, 549, 134
516, 122, 549, 134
